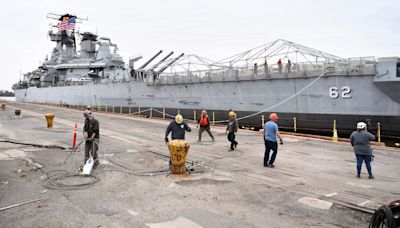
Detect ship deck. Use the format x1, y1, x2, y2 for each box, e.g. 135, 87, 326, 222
0, 101, 399, 227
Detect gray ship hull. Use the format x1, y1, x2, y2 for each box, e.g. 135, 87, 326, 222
14, 73, 400, 137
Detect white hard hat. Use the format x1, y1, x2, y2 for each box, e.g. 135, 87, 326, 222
357, 122, 367, 130
175, 114, 183, 124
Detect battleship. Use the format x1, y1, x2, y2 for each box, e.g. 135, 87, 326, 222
13, 14, 400, 141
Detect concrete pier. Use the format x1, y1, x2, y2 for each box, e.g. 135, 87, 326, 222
0, 102, 399, 227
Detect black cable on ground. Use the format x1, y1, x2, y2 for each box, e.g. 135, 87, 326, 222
369, 205, 395, 228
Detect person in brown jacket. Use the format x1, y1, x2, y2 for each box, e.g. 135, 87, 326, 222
226, 111, 239, 150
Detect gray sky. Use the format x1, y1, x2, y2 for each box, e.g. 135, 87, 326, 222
1, 0, 399, 90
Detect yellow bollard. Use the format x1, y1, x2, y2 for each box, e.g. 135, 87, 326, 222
212, 112, 215, 125
1, 103, 6, 111
168, 140, 190, 175
332, 119, 338, 142
194, 110, 197, 123
45, 113, 55, 128
377, 122, 381, 144
150, 108, 153, 118
15, 109, 21, 116
261, 114, 265, 128
293, 117, 297, 133
163, 108, 165, 119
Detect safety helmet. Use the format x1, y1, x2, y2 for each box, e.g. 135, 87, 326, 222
228, 111, 235, 116
83, 110, 92, 118
86, 105, 92, 111
269, 113, 278, 121
175, 114, 184, 124
357, 122, 367, 130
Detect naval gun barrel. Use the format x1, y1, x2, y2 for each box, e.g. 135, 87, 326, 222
137, 50, 163, 70
149, 51, 174, 71
157, 53, 185, 74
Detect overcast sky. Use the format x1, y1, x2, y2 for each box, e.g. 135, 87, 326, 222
1, 0, 399, 90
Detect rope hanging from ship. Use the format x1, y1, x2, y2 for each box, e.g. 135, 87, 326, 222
152, 71, 327, 123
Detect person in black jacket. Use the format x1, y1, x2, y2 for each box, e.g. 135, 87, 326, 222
165, 114, 191, 143
197, 110, 215, 142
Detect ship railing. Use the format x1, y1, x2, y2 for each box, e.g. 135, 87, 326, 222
157, 57, 376, 84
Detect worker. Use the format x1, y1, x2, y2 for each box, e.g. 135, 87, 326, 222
165, 114, 191, 168
277, 59, 283, 73
83, 110, 100, 168
287, 60, 292, 73
165, 114, 191, 143
350, 122, 375, 179
264, 58, 269, 76
254, 63, 258, 76
197, 110, 215, 142
263, 113, 283, 168
226, 111, 239, 150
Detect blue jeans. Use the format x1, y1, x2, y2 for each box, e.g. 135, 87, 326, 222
356, 154, 372, 176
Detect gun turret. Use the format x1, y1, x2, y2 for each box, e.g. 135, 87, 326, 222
157, 53, 185, 74
149, 51, 174, 71
137, 50, 163, 70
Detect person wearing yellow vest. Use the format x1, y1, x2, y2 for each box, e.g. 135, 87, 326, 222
197, 110, 215, 142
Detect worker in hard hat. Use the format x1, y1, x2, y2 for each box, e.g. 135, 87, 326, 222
226, 111, 239, 150
83, 110, 100, 168
197, 110, 215, 142
263, 113, 283, 168
165, 114, 192, 143
350, 122, 375, 179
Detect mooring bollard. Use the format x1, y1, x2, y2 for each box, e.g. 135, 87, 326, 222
168, 140, 190, 175
1, 103, 6, 111
163, 108, 165, 119
212, 112, 215, 125
15, 109, 21, 116
377, 122, 381, 144
45, 113, 55, 128
293, 117, 297, 132
261, 114, 265, 128
332, 119, 338, 142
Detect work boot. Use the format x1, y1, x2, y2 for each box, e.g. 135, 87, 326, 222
356, 174, 361, 178
234, 142, 238, 148
268, 164, 275, 168
368, 175, 375, 179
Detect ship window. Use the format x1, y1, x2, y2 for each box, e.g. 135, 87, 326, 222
397, 62, 400, 77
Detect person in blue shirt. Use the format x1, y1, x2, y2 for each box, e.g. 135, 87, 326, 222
264, 113, 283, 168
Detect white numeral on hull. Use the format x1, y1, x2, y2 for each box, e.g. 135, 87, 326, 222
329, 86, 351, 99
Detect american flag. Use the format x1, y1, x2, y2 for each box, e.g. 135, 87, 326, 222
57, 16, 76, 32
